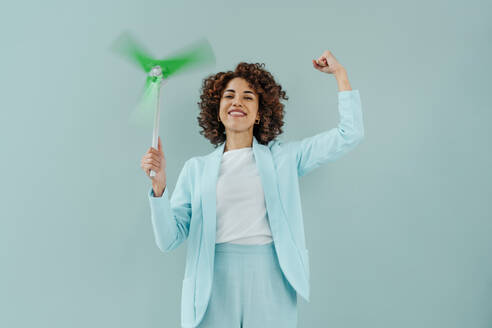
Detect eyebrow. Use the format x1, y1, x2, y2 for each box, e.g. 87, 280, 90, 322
224, 89, 255, 95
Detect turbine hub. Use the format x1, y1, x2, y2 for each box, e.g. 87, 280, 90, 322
149, 65, 163, 77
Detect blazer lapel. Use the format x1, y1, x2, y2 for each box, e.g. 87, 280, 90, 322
201, 141, 224, 260
251, 137, 283, 244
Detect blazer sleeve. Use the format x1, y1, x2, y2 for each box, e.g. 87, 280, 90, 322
293, 89, 364, 177
147, 159, 192, 252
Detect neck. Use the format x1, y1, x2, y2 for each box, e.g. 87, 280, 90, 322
224, 130, 253, 152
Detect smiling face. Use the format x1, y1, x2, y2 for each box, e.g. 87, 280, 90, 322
218, 77, 260, 136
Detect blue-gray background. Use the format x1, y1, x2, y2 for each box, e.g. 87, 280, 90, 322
1, 0, 491, 327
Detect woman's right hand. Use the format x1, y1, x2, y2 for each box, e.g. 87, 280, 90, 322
141, 136, 167, 196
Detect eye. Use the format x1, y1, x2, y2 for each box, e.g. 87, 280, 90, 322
223, 95, 253, 100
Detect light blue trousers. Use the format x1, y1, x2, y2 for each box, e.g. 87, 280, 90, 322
197, 241, 298, 328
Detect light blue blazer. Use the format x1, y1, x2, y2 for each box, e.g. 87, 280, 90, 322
148, 89, 364, 328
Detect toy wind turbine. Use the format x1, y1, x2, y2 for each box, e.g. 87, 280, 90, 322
111, 32, 216, 176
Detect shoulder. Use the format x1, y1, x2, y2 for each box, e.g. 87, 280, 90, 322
268, 137, 298, 157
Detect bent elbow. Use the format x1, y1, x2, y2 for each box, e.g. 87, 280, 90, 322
354, 131, 365, 143
339, 124, 364, 144
341, 130, 364, 146
154, 237, 175, 253
155, 234, 185, 253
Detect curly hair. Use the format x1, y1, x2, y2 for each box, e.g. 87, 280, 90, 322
197, 62, 289, 147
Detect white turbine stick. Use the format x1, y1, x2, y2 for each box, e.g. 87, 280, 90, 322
150, 76, 168, 177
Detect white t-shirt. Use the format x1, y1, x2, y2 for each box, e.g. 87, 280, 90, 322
215, 147, 274, 245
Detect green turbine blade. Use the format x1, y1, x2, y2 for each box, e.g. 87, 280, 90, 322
154, 37, 216, 78
128, 75, 163, 128
111, 32, 156, 73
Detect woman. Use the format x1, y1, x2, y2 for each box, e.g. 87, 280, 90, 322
140, 50, 364, 328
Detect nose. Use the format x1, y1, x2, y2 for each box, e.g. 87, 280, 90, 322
232, 95, 243, 107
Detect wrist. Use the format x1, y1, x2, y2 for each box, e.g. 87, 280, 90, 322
152, 183, 165, 197
334, 67, 347, 78
334, 68, 351, 91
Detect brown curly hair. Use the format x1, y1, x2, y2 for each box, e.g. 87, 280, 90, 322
197, 62, 289, 147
